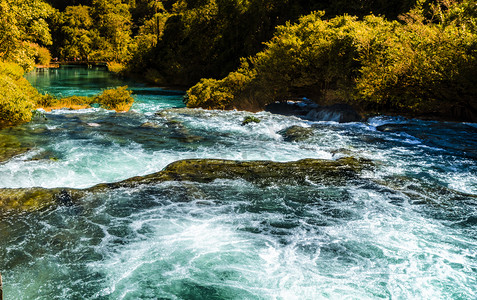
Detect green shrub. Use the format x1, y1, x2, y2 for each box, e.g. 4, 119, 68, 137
0, 61, 39, 125
36, 88, 134, 112
94, 86, 134, 112
36, 94, 57, 107
36, 94, 95, 110
34, 44, 52, 66
186, 2, 477, 119
107, 62, 127, 74
186, 60, 255, 109
61, 95, 95, 106
0, 61, 25, 80
356, 11, 477, 113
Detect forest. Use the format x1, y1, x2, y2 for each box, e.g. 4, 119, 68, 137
0, 0, 476, 125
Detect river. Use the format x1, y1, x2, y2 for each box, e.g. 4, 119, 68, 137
0, 66, 476, 299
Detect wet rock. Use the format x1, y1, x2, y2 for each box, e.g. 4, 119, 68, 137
0, 134, 30, 163
375, 176, 477, 206
265, 101, 312, 117
266, 101, 362, 123
29, 150, 60, 161
241, 116, 261, 126
165, 120, 203, 143
330, 148, 356, 157
1, 157, 372, 213
375, 124, 405, 132
154, 111, 204, 143
0, 188, 83, 214
155, 107, 221, 118
306, 104, 362, 123
278, 126, 314, 142
140, 121, 161, 129
113, 157, 373, 187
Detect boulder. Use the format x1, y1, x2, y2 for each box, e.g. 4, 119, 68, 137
241, 116, 261, 126
265, 101, 312, 116
278, 125, 314, 142
140, 122, 161, 128
111, 157, 372, 187
155, 111, 203, 143
0, 134, 30, 163
0, 188, 83, 214
265, 102, 362, 123
306, 104, 362, 123
0, 157, 373, 213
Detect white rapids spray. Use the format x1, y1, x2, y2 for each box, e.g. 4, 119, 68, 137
0, 66, 475, 300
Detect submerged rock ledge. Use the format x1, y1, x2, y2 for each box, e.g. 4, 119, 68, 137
0, 157, 371, 213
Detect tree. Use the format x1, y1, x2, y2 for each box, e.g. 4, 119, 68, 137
0, 0, 54, 70
91, 0, 133, 61
59, 5, 95, 60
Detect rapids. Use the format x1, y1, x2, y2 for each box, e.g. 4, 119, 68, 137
0, 66, 476, 299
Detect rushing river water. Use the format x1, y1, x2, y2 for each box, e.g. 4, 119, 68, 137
0, 66, 476, 299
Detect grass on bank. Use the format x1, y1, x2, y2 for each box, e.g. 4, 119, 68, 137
37, 86, 134, 113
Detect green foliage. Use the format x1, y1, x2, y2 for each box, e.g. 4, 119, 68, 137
94, 86, 134, 111
0, 61, 40, 125
0, 61, 24, 80
186, 61, 255, 109
36, 94, 94, 109
0, 0, 54, 71
62, 95, 95, 105
91, 0, 134, 61
186, 2, 477, 120
35, 88, 134, 112
51, 1, 134, 62
356, 3, 477, 113
29, 43, 52, 65
107, 61, 127, 74
45, 0, 423, 85
36, 93, 57, 107
124, 0, 422, 85
58, 5, 95, 60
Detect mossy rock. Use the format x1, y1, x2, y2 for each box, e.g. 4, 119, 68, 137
1, 157, 372, 214
165, 119, 203, 143
29, 150, 61, 161
112, 157, 372, 188
154, 111, 204, 143
278, 125, 314, 142
0, 134, 31, 163
242, 116, 261, 126
0, 188, 83, 214
140, 122, 161, 129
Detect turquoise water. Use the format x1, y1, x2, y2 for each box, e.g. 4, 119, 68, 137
0, 66, 476, 299
25, 65, 186, 114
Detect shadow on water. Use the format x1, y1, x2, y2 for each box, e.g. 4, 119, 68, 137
377, 121, 477, 159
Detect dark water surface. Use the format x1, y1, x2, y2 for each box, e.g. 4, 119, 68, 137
0, 66, 476, 299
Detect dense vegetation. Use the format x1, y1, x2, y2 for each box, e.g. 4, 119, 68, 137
38, 86, 134, 112
187, 0, 477, 121
0, 0, 134, 126
0, 0, 54, 71
0, 57, 132, 126
0, 59, 134, 126
0, 62, 41, 126
0, 0, 476, 124
45, 0, 419, 85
